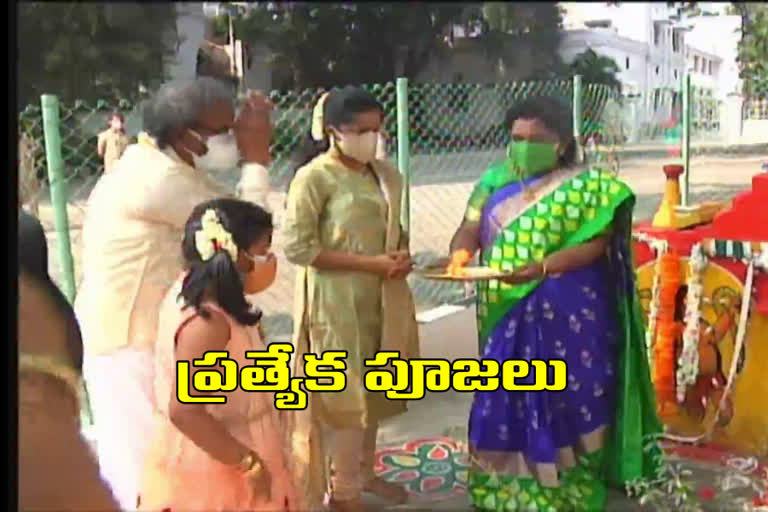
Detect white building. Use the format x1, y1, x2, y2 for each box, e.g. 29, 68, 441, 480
559, 3, 742, 99
684, 14, 742, 99
685, 46, 721, 96
558, 3, 696, 141
559, 2, 690, 95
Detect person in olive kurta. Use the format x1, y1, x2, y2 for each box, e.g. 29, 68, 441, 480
281, 87, 420, 512
97, 113, 131, 174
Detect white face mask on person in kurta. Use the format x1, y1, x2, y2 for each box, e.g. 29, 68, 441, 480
189, 130, 241, 173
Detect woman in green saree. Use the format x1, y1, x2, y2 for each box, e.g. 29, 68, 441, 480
449, 96, 661, 511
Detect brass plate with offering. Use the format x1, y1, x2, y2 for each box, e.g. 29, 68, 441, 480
415, 264, 515, 282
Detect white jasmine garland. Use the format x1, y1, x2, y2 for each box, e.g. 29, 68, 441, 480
633, 233, 669, 368
646, 272, 661, 366
676, 244, 707, 403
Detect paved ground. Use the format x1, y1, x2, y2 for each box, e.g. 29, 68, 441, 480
370, 386, 764, 511
366, 307, 766, 511
77, 305, 766, 511
37, 153, 767, 339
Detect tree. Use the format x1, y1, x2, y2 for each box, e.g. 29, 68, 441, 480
731, 3, 768, 97
17, 3, 179, 108
222, 3, 566, 89
568, 49, 622, 91
454, 3, 566, 81
225, 4, 467, 89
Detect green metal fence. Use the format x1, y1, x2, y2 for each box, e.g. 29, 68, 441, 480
20, 75, 688, 342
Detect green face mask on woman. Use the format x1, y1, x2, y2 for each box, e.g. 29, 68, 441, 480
506, 141, 558, 178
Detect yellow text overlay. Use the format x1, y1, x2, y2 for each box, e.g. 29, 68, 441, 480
176, 345, 567, 409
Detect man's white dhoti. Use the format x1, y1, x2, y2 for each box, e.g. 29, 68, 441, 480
83, 347, 156, 510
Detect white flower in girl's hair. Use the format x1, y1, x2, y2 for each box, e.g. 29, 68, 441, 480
194, 230, 216, 261
195, 209, 239, 262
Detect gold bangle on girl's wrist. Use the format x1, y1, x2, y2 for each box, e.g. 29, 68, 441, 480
245, 458, 264, 478
541, 260, 549, 277
236, 451, 259, 473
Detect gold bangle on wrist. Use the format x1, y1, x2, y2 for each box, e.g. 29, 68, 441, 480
236, 451, 264, 479
541, 260, 549, 277
236, 451, 257, 473
245, 458, 264, 478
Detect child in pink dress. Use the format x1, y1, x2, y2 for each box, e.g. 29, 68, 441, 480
140, 198, 299, 511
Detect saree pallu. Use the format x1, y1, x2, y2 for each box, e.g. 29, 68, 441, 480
467, 166, 661, 511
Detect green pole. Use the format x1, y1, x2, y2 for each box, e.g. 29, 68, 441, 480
573, 74, 584, 164
681, 74, 691, 206
40, 94, 76, 303
396, 77, 410, 233
41, 95, 92, 427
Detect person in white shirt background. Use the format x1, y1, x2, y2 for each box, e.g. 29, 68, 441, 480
74, 76, 274, 510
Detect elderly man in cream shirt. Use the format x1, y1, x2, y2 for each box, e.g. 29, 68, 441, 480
74, 77, 273, 510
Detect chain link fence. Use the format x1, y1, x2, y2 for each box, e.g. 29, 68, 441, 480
19, 75, 725, 340
604, 86, 724, 146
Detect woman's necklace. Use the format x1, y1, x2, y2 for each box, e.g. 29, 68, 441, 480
517, 166, 552, 201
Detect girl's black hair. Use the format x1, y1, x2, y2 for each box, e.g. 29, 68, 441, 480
19, 210, 48, 280
179, 198, 273, 326
504, 95, 577, 168
291, 86, 383, 182
18, 210, 83, 371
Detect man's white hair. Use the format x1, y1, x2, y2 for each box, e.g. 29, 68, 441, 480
142, 77, 235, 148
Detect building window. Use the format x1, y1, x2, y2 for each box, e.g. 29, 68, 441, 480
674, 69, 678, 79
672, 31, 681, 53
656, 66, 660, 75
694, 55, 699, 72
708, 60, 713, 75
626, 57, 630, 70
653, 25, 660, 46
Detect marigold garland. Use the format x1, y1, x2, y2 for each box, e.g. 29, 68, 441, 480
654, 251, 681, 418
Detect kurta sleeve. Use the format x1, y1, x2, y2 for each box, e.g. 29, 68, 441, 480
281, 167, 328, 266
237, 162, 272, 210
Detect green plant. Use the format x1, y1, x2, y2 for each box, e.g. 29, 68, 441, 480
625, 434, 703, 511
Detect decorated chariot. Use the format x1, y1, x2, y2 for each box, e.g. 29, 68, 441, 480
633, 163, 768, 457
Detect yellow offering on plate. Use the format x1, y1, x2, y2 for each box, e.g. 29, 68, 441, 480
446, 249, 472, 276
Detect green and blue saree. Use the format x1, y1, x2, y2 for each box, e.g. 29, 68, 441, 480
465, 160, 662, 511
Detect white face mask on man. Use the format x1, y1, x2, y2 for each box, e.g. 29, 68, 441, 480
190, 130, 241, 173
333, 131, 379, 164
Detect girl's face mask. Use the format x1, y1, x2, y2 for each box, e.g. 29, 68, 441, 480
332, 130, 379, 164
507, 141, 559, 178
241, 252, 277, 294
